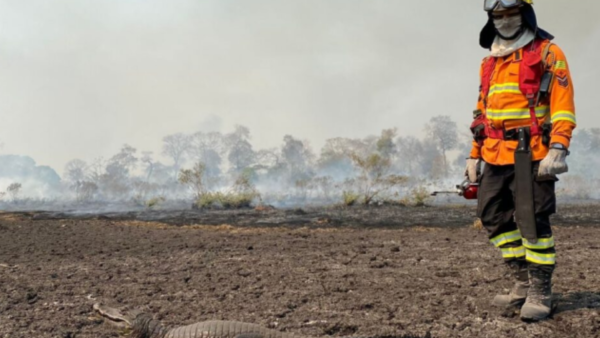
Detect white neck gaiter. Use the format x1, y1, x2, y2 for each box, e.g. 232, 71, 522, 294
490, 28, 535, 57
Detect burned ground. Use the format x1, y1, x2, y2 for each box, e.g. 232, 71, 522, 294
1, 205, 600, 338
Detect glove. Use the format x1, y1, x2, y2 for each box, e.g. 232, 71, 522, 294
538, 147, 569, 177
465, 158, 481, 183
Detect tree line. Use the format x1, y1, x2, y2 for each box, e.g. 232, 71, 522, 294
2, 116, 598, 208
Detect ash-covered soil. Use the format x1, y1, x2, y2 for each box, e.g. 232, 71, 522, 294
15, 202, 600, 228
1, 205, 600, 338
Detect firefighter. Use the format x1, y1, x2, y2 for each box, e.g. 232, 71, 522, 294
466, 0, 576, 321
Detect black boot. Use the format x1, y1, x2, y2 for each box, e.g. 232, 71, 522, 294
492, 260, 529, 309
520, 265, 554, 321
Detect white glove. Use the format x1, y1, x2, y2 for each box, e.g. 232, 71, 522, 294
538, 147, 568, 177
465, 158, 481, 183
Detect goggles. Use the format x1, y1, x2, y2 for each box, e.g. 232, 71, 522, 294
484, 0, 532, 12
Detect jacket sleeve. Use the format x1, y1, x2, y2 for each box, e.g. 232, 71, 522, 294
469, 60, 486, 159
547, 44, 576, 148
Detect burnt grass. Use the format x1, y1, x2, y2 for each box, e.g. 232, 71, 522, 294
1, 204, 600, 338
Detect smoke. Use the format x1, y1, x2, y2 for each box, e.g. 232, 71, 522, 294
0, 155, 61, 199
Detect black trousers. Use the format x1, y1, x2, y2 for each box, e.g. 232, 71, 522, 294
477, 162, 557, 267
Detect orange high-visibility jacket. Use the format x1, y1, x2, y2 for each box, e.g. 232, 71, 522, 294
470, 40, 576, 165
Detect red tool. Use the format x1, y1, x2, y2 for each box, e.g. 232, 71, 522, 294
431, 179, 479, 200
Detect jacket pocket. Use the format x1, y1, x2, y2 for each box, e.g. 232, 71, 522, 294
504, 140, 518, 151
484, 138, 500, 152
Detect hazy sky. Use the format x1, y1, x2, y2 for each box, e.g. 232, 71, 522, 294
0, 0, 598, 174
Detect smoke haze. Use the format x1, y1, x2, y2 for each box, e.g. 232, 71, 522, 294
0, 0, 598, 174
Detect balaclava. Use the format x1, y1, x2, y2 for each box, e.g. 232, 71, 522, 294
493, 12, 523, 40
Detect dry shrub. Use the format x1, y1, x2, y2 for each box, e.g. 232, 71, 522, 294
179, 162, 207, 199
196, 191, 258, 210
197, 192, 220, 209
342, 191, 360, 206
145, 196, 166, 209
410, 186, 431, 206
398, 186, 431, 207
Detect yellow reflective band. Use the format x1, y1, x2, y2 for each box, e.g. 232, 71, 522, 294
526, 250, 556, 265
486, 106, 550, 121
490, 230, 522, 248
501, 246, 526, 259
555, 60, 567, 70
523, 237, 555, 250
551, 111, 577, 124
488, 83, 521, 97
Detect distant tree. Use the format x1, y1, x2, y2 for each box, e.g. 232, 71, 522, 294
254, 148, 280, 170
74, 181, 98, 202
396, 136, 425, 176
162, 133, 192, 168
109, 144, 138, 172
190, 131, 224, 182
7, 183, 22, 201
320, 137, 369, 160
225, 125, 255, 174
376, 128, 398, 159
420, 139, 444, 178
149, 162, 178, 187
281, 135, 314, 180
64, 159, 88, 183
141, 151, 155, 182
202, 149, 223, 183
87, 158, 107, 184
93, 145, 139, 199
317, 137, 367, 178
251, 148, 282, 181
101, 162, 131, 199
425, 116, 458, 177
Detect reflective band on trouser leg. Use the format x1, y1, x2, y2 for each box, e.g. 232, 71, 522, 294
526, 250, 556, 265
524, 236, 556, 265
490, 230, 522, 247
523, 237, 555, 250
501, 246, 526, 259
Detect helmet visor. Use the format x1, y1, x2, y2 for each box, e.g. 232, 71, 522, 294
484, 0, 522, 12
